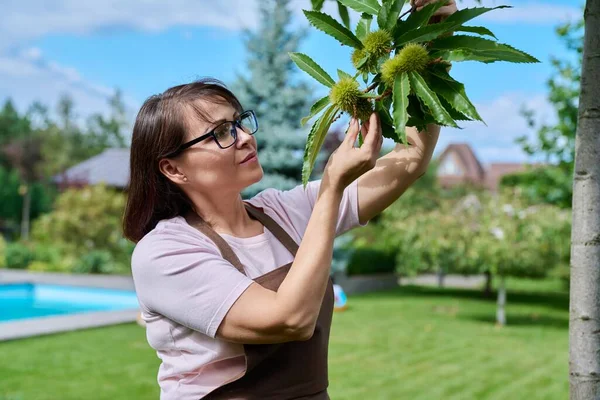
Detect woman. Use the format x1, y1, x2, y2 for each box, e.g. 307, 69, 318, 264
124, 3, 453, 399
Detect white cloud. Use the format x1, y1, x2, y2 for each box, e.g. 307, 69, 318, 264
0, 0, 581, 52
0, 0, 259, 117
0, 0, 260, 52
434, 92, 555, 163
481, 2, 580, 25
0, 0, 575, 122
0, 50, 138, 123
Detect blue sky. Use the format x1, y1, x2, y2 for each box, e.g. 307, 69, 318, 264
0, 0, 582, 164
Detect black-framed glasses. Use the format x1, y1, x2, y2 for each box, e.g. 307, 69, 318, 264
166, 110, 258, 157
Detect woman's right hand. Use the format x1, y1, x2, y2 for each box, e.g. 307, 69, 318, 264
322, 112, 383, 194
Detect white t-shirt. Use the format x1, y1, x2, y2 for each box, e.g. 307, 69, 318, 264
131, 178, 366, 399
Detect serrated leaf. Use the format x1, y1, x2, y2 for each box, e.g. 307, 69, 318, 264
360, 92, 380, 98
395, 21, 454, 47
377, 0, 405, 31
289, 52, 336, 88
398, 6, 509, 44
338, 2, 351, 29
356, 53, 370, 70
337, 69, 353, 80
356, 13, 372, 40
302, 105, 339, 186
362, 70, 369, 84
426, 69, 483, 122
406, 94, 433, 132
304, 10, 364, 48
436, 50, 504, 63
455, 26, 497, 39
402, 1, 445, 33
430, 35, 539, 64
392, 72, 410, 144
338, 0, 381, 16
311, 0, 325, 11
301, 95, 331, 126
375, 101, 397, 141
408, 71, 457, 127
439, 96, 470, 122
443, 6, 511, 28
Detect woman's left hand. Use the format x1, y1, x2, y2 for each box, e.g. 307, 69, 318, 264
411, 0, 458, 22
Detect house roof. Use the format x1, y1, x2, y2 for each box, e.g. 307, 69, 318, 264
484, 163, 529, 190
437, 143, 486, 183
55, 148, 130, 188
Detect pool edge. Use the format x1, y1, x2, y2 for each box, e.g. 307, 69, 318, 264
0, 308, 140, 341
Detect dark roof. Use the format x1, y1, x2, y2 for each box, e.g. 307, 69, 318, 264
55, 148, 130, 188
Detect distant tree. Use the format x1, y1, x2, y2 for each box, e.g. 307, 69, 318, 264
513, 17, 582, 208
0, 99, 31, 165
2, 131, 44, 240
232, 0, 314, 197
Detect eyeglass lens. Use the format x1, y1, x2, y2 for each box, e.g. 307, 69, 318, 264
213, 112, 257, 148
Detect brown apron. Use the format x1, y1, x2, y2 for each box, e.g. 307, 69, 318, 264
186, 202, 334, 400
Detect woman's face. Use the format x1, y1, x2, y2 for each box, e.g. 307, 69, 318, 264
167, 99, 263, 195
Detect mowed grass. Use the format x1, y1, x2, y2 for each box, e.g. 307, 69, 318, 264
0, 278, 568, 400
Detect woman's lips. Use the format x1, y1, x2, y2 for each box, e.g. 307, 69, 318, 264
240, 153, 257, 164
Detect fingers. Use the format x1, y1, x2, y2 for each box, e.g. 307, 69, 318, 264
434, 5, 456, 18
343, 118, 360, 148
362, 113, 381, 150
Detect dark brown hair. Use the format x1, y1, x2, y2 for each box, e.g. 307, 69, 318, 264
123, 78, 243, 243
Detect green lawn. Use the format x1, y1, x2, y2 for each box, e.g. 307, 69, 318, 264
0, 278, 568, 400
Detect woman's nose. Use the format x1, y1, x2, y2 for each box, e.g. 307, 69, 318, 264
235, 126, 255, 147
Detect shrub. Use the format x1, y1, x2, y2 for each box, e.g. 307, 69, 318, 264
5, 242, 34, 269
31, 184, 133, 272
346, 247, 397, 276
73, 250, 114, 274
28, 261, 55, 272
0, 235, 6, 268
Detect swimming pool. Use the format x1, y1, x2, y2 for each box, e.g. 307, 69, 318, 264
0, 283, 139, 322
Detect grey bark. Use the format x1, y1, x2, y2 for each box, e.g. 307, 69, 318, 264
496, 275, 506, 326
20, 184, 31, 241
483, 270, 493, 298
436, 266, 445, 288
569, 2, 600, 398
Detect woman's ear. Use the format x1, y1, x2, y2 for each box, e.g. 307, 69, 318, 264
158, 158, 188, 185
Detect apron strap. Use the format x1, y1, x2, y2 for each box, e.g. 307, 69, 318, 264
185, 213, 247, 274
184, 203, 300, 275
244, 202, 299, 256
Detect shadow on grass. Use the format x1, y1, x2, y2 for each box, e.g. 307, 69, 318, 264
466, 313, 569, 330
355, 285, 569, 312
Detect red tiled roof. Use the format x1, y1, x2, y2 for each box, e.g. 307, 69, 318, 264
485, 163, 530, 190
437, 143, 486, 187
435, 143, 541, 191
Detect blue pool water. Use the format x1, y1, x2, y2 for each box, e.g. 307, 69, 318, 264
0, 283, 139, 322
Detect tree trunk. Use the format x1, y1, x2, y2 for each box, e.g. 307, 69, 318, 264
436, 266, 445, 288
496, 275, 506, 326
20, 183, 31, 241
570, 2, 600, 398
483, 270, 493, 298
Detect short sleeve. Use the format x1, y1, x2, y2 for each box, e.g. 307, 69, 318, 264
131, 227, 254, 338
248, 178, 368, 239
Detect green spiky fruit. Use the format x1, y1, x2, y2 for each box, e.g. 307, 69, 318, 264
351, 48, 376, 71
363, 30, 392, 59
351, 30, 392, 73
330, 78, 373, 120
355, 98, 374, 121
381, 43, 430, 86
351, 48, 366, 67
330, 77, 361, 113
